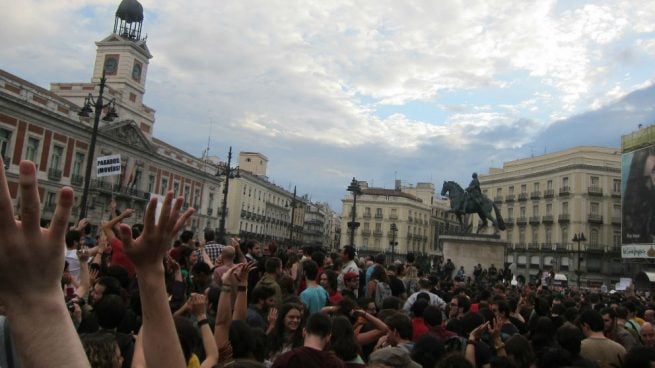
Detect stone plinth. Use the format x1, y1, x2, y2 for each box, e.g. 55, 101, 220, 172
441, 235, 507, 277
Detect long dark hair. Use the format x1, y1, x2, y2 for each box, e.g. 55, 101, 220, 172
330, 316, 361, 361
268, 303, 304, 356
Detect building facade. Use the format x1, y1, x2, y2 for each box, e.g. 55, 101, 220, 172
0, 1, 317, 247
340, 180, 462, 259
479, 146, 623, 288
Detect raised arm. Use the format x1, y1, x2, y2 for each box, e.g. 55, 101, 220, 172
215, 264, 241, 349
102, 208, 134, 241
189, 293, 219, 368
75, 247, 91, 298
233, 262, 256, 321
0, 160, 89, 367
352, 309, 390, 346
119, 191, 194, 368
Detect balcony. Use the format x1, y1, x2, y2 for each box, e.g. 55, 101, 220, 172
530, 191, 541, 200
48, 168, 62, 181
363, 213, 372, 219
374, 213, 383, 219
559, 186, 570, 196
541, 242, 554, 251
558, 213, 570, 223
612, 216, 621, 226
588, 214, 603, 224
241, 210, 246, 218
3, 156, 10, 169
505, 217, 515, 227
361, 229, 371, 236
494, 195, 503, 203
516, 217, 527, 226
518, 193, 528, 201
586, 244, 603, 253
543, 189, 554, 198
71, 174, 84, 186
505, 194, 515, 203
389, 214, 398, 220
529, 216, 541, 225
555, 243, 568, 251
542, 215, 554, 224
587, 186, 603, 196
373, 230, 383, 237
611, 190, 621, 198
207, 208, 213, 216
529, 242, 540, 250
515, 243, 527, 250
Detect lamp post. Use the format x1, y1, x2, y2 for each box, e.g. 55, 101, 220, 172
347, 177, 362, 246
287, 185, 298, 247
390, 223, 398, 263
573, 232, 586, 289
77, 70, 118, 221
217, 147, 239, 243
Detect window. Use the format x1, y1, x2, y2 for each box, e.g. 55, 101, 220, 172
519, 228, 526, 244
613, 232, 621, 247
521, 184, 527, 193
547, 180, 553, 190
506, 230, 513, 243
184, 186, 190, 204
533, 182, 540, 191
173, 182, 180, 196
375, 208, 383, 217
590, 229, 599, 246
509, 186, 514, 194
590, 176, 599, 186
520, 206, 526, 217
496, 188, 502, 196
363, 222, 369, 230
26, 137, 39, 162
507, 207, 513, 218
532, 205, 539, 216
72, 152, 84, 176
208, 192, 214, 209
613, 179, 621, 193
532, 228, 539, 243
546, 203, 552, 215
365, 207, 371, 216
0, 128, 12, 159
194, 189, 200, 208
375, 223, 382, 231
562, 177, 569, 187
562, 202, 569, 214
613, 205, 621, 218
545, 228, 552, 244
561, 227, 568, 244
147, 175, 155, 193
591, 202, 599, 215
160, 178, 168, 195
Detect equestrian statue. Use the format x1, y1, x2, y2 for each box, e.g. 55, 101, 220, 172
440, 173, 506, 234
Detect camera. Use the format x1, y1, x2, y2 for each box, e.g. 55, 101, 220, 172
66, 297, 85, 312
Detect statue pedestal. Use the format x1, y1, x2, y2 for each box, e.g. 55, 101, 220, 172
441, 235, 507, 278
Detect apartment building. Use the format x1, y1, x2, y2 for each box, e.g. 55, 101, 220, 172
340, 180, 462, 258
479, 146, 623, 287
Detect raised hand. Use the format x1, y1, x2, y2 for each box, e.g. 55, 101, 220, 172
0, 160, 89, 367
189, 293, 208, 319
119, 191, 194, 272
0, 161, 73, 303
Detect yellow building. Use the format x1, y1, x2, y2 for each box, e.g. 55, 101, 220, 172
480, 146, 623, 287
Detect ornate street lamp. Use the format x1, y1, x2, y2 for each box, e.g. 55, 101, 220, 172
390, 223, 398, 263
573, 232, 586, 289
347, 177, 362, 247
217, 147, 239, 243
77, 70, 118, 221
287, 186, 298, 247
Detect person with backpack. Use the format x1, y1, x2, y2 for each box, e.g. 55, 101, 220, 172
367, 264, 392, 310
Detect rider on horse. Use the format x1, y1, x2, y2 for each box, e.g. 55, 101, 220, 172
459, 172, 482, 214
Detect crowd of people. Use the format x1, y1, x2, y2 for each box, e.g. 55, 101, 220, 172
2, 159, 655, 368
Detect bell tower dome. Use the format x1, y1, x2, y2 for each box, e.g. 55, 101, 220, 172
114, 0, 144, 41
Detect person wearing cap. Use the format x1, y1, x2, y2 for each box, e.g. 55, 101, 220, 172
342, 272, 360, 299
338, 246, 360, 292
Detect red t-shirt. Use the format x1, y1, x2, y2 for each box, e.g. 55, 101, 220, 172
412, 317, 430, 341
110, 238, 136, 278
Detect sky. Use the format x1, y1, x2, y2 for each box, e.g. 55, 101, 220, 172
2, 0, 654, 212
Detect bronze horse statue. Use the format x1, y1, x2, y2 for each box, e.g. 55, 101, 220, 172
440, 181, 506, 234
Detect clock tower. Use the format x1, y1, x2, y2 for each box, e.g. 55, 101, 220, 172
52, 0, 156, 138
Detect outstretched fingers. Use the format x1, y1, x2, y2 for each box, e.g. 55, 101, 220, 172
48, 187, 74, 243
0, 156, 16, 230
18, 161, 41, 234
142, 196, 158, 234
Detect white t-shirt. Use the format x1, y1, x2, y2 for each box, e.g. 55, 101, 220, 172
64, 248, 81, 281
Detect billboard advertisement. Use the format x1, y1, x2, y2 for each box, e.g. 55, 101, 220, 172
622, 144, 655, 255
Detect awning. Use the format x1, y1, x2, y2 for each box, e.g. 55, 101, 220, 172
635, 271, 655, 290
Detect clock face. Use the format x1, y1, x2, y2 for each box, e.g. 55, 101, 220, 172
132, 63, 142, 81
104, 57, 118, 74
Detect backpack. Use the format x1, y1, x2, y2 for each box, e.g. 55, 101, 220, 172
374, 280, 392, 309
